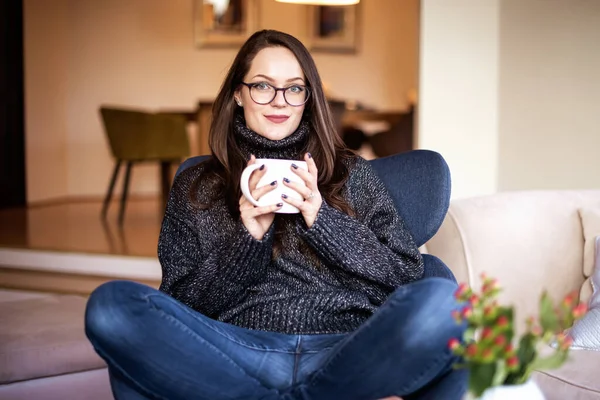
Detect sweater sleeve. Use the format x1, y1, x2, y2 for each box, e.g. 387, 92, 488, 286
157, 166, 274, 317
158, 212, 274, 317
299, 158, 424, 303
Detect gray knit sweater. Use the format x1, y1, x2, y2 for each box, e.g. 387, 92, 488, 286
157, 117, 424, 334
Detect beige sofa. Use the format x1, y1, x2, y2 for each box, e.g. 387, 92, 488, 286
426, 190, 600, 400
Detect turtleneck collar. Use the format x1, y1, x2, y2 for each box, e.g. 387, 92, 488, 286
234, 113, 310, 160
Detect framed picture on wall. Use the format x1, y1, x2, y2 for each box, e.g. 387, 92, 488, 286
307, 4, 360, 53
194, 0, 259, 48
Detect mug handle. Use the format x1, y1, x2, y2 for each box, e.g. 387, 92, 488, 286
240, 164, 262, 207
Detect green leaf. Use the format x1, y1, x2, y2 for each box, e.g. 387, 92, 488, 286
530, 350, 569, 371
505, 333, 537, 384
491, 360, 508, 387
539, 291, 560, 332
468, 362, 497, 397
517, 334, 537, 364
464, 327, 477, 343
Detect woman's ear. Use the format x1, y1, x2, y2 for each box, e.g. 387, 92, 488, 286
233, 90, 242, 107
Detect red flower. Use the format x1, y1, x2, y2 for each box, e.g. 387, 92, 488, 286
483, 305, 495, 317
469, 294, 480, 307
507, 356, 519, 369
462, 306, 473, 319
448, 338, 461, 351
560, 335, 574, 350
466, 343, 478, 357
482, 348, 493, 361
494, 335, 506, 347
455, 283, 469, 299
482, 279, 499, 294
481, 327, 493, 340
562, 292, 575, 307
497, 315, 509, 327
504, 343, 514, 354
573, 303, 588, 319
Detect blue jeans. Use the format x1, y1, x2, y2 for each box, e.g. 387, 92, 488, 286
85, 278, 467, 400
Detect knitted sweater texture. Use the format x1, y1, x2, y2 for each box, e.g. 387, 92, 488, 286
157, 116, 424, 334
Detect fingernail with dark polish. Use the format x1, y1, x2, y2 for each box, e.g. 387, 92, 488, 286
277, 203, 283, 207
283, 177, 290, 183
307, 152, 312, 158
291, 163, 298, 169
270, 180, 277, 186
281, 194, 288, 199
259, 164, 265, 171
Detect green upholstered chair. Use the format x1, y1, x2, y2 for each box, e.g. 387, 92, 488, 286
99, 106, 190, 225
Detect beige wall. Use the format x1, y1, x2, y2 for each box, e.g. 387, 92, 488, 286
24, 0, 419, 203
24, 0, 70, 202
419, 0, 600, 199
497, 0, 600, 191
418, 0, 500, 200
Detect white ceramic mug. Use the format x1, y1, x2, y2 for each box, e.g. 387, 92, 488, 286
240, 158, 308, 214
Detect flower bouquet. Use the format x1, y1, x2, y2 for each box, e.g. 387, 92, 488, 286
448, 274, 588, 399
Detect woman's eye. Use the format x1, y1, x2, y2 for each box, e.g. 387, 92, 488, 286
288, 85, 304, 93
254, 83, 271, 91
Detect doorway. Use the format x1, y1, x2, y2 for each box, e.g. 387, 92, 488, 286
0, 0, 26, 209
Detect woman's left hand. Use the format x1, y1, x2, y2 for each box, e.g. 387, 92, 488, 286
281, 152, 322, 228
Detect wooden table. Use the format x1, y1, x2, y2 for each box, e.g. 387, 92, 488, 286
161, 99, 415, 162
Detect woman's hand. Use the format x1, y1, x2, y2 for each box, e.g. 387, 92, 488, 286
239, 155, 282, 240
281, 152, 322, 228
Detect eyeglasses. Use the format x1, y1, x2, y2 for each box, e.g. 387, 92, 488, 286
241, 82, 310, 107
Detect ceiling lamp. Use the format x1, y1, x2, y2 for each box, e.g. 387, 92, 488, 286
275, 0, 359, 5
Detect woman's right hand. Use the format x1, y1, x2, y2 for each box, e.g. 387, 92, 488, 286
239, 155, 282, 240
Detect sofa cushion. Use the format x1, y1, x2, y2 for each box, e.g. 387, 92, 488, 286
581, 208, 600, 278
0, 293, 106, 384
533, 348, 600, 400
579, 208, 600, 303
569, 235, 600, 350
425, 191, 600, 333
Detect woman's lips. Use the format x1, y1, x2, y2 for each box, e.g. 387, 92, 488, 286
265, 115, 289, 124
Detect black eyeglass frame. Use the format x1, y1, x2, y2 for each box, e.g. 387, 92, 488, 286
240, 82, 311, 107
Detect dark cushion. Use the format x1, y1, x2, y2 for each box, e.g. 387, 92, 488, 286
370, 150, 451, 247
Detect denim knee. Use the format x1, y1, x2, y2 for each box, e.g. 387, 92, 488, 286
85, 280, 149, 348
401, 278, 464, 348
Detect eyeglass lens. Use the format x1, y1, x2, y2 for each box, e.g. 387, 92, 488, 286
249, 83, 308, 106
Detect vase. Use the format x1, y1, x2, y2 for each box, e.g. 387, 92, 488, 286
475, 379, 545, 400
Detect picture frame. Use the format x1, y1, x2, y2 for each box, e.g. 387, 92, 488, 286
307, 4, 360, 53
193, 0, 259, 48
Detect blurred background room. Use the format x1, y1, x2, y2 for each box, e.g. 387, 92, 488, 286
0, 1, 599, 396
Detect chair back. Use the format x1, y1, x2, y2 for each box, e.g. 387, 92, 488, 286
100, 106, 190, 161
370, 150, 451, 246
175, 150, 451, 247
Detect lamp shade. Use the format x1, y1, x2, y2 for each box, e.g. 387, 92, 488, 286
275, 0, 359, 5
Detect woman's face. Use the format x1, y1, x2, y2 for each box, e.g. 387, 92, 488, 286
235, 46, 307, 141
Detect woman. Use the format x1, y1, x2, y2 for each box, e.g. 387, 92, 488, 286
85, 29, 467, 400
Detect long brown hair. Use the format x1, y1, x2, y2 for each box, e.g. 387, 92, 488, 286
191, 29, 355, 218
